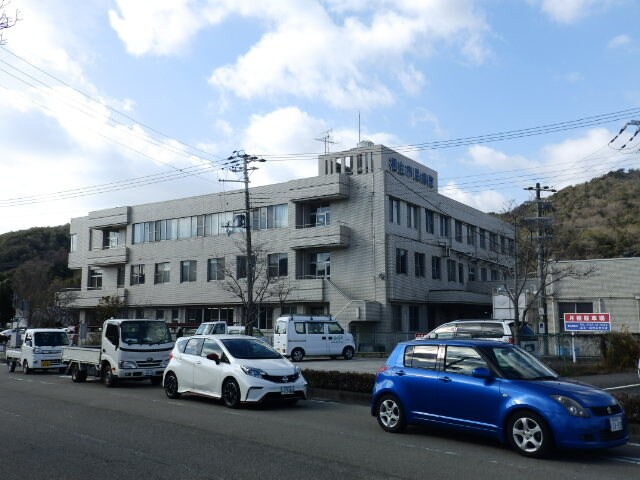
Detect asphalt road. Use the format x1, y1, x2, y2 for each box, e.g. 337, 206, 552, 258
1, 369, 639, 480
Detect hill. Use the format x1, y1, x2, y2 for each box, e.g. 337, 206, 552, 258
549, 169, 640, 260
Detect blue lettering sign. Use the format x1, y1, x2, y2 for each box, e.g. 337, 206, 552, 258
388, 157, 435, 189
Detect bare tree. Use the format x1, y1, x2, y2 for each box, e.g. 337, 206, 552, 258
494, 202, 597, 345
0, 1, 19, 44
94, 295, 126, 323
219, 233, 294, 335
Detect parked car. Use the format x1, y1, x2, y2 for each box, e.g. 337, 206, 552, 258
163, 334, 307, 408
371, 338, 629, 458
423, 319, 538, 354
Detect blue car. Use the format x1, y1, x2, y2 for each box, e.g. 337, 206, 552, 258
371, 339, 629, 458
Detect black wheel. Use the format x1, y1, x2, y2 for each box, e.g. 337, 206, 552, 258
164, 373, 181, 399
290, 348, 304, 362
222, 378, 241, 408
7, 360, 16, 373
70, 364, 87, 383
23, 360, 31, 375
507, 411, 553, 458
376, 394, 406, 433
102, 364, 117, 387
342, 346, 355, 360
150, 376, 162, 386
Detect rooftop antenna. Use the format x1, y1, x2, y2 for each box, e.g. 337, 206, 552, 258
315, 129, 337, 154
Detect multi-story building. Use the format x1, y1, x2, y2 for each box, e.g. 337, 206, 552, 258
67, 142, 514, 346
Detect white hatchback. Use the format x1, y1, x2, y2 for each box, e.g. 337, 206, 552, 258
163, 334, 307, 408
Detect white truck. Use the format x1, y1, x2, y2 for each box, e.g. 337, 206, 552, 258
62, 319, 174, 387
6, 328, 70, 374
193, 321, 268, 341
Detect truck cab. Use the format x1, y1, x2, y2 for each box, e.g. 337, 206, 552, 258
7, 328, 70, 373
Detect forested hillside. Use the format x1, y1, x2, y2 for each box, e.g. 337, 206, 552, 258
549, 169, 640, 260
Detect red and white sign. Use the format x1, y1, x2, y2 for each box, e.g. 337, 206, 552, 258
564, 313, 611, 332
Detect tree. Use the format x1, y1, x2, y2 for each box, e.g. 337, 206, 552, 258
94, 295, 126, 323
494, 202, 596, 346
0, 1, 18, 44
219, 233, 294, 336
11, 259, 56, 327
0, 279, 15, 325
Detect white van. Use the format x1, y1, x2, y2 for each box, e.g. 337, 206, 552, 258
273, 315, 355, 362
194, 321, 267, 341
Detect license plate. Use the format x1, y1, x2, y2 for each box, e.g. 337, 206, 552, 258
609, 416, 623, 432
281, 385, 294, 395
144, 369, 154, 376
41, 361, 51, 367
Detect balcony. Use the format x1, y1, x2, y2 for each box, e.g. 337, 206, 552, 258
87, 246, 128, 266
290, 224, 351, 250
289, 174, 350, 202
289, 278, 325, 302
87, 206, 130, 228
64, 288, 127, 308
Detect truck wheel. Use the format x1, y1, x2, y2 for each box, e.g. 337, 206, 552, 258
102, 364, 117, 387
342, 346, 355, 360
23, 360, 31, 375
7, 360, 16, 373
290, 348, 304, 362
71, 364, 87, 383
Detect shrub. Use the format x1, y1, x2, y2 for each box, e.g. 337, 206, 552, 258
302, 369, 375, 394
601, 331, 640, 371
613, 393, 640, 425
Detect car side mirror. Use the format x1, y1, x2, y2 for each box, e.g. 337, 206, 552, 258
206, 353, 220, 364
472, 367, 492, 379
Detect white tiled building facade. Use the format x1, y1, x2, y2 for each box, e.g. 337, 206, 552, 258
68, 143, 514, 342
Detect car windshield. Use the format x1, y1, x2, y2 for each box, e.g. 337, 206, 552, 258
34, 331, 69, 347
221, 338, 282, 360
481, 345, 558, 380
121, 321, 172, 345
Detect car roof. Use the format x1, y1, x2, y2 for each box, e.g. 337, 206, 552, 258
183, 334, 256, 340
408, 338, 517, 348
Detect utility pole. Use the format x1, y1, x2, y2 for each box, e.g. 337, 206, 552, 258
524, 183, 556, 343
226, 151, 266, 335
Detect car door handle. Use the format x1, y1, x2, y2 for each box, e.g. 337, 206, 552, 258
395, 370, 406, 376
322, 336, 327, 340
327, 336, 333, 340
196, 361, 202, 365
439, 376, 452, 383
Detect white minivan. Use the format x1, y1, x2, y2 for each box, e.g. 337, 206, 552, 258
273, 315, 355, 362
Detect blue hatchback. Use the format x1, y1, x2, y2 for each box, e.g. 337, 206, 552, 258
371, 339, 629, 458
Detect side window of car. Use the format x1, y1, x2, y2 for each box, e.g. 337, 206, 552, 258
294, 322, 305, 334
443, 346, 488, 376
184, 338, 204, 355
429, 325, 456, 339
201, 339, 224, 359
410, 345, 438, 370
307, 322, 324, 334
327, 322, 343, 334
455, 322, 482, 338
482, 323, 505, 339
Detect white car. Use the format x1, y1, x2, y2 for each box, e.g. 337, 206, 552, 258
163, 334, 307, 408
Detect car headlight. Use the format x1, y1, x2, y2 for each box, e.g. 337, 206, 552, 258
118, 360, 137, 369
551, 395, 590, 417
240, 365, 264, 378
294, 366, 301, 375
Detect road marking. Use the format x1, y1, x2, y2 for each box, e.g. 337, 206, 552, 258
604, 383, 640, 391
607, 456, 640, 465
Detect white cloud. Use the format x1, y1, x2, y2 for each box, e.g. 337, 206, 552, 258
466, 145, 535, 170
441, 181, 509, 213
608, 34, 632, 49
531, 0, 619, 24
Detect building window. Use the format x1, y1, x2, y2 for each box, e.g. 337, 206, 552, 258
392, 305, 402, 331
458, 263, 464, 284
558, 302, 594, 332
88, 268, 103, 289
310, 204, 330, 227
155, 262, 171, 284
425, 210, 434, 234
406, 203, 418, 229
414, 252, 425, 277
508, 238, 515, 255
481, 267, 488, 281
431, 256, 441, 280
409, 306, 420, 332
467, 225, 476, 246
204, 307, 234, 324
479, 228, 486, 249
130, 264, 145, 286
454, 220, 463, 242
468, 265, 476, 282
500, 235, 507, 254
447, 259, 457, 282
439, 215, 450, 237
268, 253, 288, 278
310, 252, 330, 278
180, 260, 197, 283
489, 232, 499, 253
70, 234, 78, 252
396, 249, 408, 274
207, 258, 225, 281
236, 256, 247, 279
115, 266, 124, 288
490, 269, 499, 281
258, 307, 274, 330
389, 197, 400, 225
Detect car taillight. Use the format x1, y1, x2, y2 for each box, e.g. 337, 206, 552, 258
169, 352, 174, 359
508, 337, 514, 343
376, 365, 389, 378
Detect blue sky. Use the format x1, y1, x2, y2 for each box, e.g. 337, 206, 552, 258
1, 0, 640, 234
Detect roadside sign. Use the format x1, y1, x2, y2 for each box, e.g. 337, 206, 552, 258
564, 313, 611, 332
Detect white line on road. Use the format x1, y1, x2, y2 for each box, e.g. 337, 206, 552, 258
604, 384, 640, 391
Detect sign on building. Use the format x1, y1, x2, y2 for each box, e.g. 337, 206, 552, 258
564, 313, 611, 332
